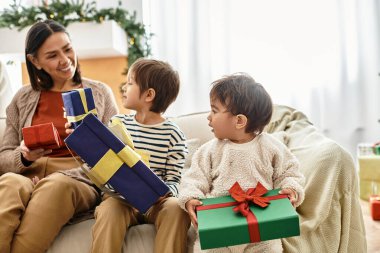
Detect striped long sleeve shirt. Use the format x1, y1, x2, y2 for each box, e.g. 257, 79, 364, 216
112, 114, 188, 197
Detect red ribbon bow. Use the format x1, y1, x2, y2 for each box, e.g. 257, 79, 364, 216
228, 181, 275, 243
229, 181, 270, 217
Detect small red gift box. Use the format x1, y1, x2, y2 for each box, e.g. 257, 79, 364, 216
370, 195, 380, 220
22, 122, 62, 149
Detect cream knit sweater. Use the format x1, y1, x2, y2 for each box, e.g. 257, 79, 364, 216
178, 132, 305, 252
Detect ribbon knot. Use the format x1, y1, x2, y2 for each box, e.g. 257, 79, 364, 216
229, 182, 270, 217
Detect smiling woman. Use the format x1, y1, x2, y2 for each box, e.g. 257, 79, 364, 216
0, 19, 118, 253
25, 30, 80, 91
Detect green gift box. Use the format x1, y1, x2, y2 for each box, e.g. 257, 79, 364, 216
196, 182, 300, 250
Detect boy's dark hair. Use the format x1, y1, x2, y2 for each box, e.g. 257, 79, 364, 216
25, 19, 82, 91
128, 58, 180, 113
210, 73, 273, 134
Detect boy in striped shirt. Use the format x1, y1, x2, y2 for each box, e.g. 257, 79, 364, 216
90, 58, 191, 253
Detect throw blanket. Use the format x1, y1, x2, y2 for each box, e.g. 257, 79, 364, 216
265, 105, 366, 253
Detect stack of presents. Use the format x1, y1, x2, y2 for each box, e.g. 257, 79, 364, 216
22, 88, 303, 250
357, 143, 380, 220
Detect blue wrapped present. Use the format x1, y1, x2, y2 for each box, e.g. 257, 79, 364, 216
64, 113, 170, 213
62, 88, 98, 128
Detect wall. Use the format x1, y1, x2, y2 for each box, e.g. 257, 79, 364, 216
22, 57, 128, 114
80, 57, 128, 114
94, 0, 143, 22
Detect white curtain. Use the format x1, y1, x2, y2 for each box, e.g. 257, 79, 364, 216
311, 0, 380, 158
319, 0, 380, 158
0, 58, 22, 118
143, 0, 380, 157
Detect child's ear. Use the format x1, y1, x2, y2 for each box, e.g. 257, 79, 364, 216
144, 88, 156, 102
27, 54, 42, 70
235, 114, 248, 130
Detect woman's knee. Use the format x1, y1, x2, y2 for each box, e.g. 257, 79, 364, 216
0, 173, 34, 193
34, 173, 76, 193
30, 173, 99, 215
32, 173, 97, 206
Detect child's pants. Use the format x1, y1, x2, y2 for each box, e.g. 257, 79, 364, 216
0, 157, 99, 253
91, 194, 191, 253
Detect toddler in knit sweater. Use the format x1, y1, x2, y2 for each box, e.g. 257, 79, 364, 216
178, 73, 305, 253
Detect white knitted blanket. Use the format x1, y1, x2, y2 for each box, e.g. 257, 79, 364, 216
266, 105, 366, 253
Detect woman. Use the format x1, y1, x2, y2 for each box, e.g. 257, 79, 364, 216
0, 20, 118, 253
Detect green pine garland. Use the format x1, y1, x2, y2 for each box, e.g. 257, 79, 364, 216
0, 0, 151, 73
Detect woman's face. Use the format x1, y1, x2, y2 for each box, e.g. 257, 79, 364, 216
29, 32, 77, 86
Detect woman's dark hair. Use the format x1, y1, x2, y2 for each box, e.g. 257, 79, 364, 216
210, 73, 273, 134
25, 19, 82, 91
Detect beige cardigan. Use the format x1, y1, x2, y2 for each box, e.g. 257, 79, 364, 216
0, 78, 118, 182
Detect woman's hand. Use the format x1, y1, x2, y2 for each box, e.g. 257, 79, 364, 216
279, 188, 298, 207
20, 140, 52, 162
185, 198, 203, 229
65, 122, 74, 135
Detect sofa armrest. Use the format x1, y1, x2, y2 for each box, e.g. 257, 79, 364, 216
171, 112, 212, 145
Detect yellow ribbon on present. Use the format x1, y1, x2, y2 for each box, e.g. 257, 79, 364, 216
135, 149, 150, 167
108, 118, 150, 167
108, 118, 135, 149
117, 145, 141, 167
66, 88, 98, 123
89, 145, 141, 185
89, 150, 122, 185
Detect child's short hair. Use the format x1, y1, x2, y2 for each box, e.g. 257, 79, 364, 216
210, 73, 273, 134
128, 58, 180, 113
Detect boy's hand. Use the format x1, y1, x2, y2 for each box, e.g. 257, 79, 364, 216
185, 198, 203, 229
279, 188, 297, 207
31, 176, 40, 185
65, 122, 74, 135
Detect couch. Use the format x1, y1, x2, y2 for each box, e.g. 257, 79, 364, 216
0, 105, 367, 252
